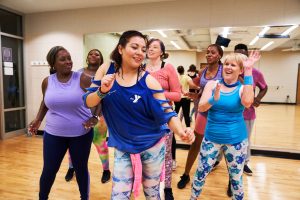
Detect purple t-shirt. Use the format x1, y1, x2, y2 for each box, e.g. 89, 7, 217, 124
242, 68, 267, 120
44, 71, 92, 137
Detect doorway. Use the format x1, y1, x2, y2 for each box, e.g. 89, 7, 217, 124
297, 64, 300, 104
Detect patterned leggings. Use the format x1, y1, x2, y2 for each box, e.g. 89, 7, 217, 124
111, 139, 165, 200
191, 137, 248, 200
164, 131, 173, 188
68, 116, 109, 170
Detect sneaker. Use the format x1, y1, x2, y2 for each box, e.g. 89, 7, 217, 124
164, 188, 174, 200
211, 161, 220, 171
177, 174, 190, 189
227, 180, 233, 197
101, 170, 111, 183
243, 165, 253, 176
65, 167, 75, 182
172, 160, 177, 171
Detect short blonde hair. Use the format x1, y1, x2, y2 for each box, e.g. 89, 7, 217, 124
223, 53, 248, 70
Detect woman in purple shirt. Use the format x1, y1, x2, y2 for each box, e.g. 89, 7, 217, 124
29, 46, 97, 200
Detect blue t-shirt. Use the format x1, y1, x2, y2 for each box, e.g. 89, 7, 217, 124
85, 63, 177, 153
205, 83, 247, 144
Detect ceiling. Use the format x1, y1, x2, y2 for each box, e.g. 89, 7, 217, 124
1, 0, 299, 52
141, 25, 300, 52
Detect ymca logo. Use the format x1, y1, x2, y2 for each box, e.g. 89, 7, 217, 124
130, 94, 142, 103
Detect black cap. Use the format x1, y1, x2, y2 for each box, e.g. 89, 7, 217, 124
215, 35, 231, 47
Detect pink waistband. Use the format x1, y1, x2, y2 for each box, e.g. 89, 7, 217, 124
130, 137, 166, 198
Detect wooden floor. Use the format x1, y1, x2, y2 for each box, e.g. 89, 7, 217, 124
0, 135, 300, 200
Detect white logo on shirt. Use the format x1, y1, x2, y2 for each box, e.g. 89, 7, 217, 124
130, 94, 141, 103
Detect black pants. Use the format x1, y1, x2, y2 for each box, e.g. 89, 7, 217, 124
173, 98, 191, 159
174, 98, 191, 127
39, 130, 93, 200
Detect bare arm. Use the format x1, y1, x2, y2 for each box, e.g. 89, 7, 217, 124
241, 51, 260, 108
146, 75, 195, 144
253, 86, 268, 107
28, 77, 49, 134
198, 80, 218, 112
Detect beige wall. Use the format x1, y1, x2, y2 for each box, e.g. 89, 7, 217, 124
24, 0, 300, 122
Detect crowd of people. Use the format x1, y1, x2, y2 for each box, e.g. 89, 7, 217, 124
29, 30, 267, 200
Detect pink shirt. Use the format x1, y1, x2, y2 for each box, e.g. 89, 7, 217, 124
149, 63, 181, 102
242, 68, 267, 120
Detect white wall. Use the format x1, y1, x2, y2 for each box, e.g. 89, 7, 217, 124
166, 51, 197, 71
257, 51, 300, 103
24, 0, 300, 122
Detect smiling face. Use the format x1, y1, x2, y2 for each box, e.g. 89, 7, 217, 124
206, 45, 221, 64
54, 49, 73, 75
118, 36, 146, 69
87, 49, 102, 66
147, 40, 162, 60
222, 53, 246, 82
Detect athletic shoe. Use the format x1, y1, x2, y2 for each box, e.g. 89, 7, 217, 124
243, 165, 253, 176
227, 180, 233, 197
211, 161, 220, 171
164, 188, 174, 200
101, 170, 111, 183
65, 167, 75, 182
172, 160, 177, 171
177, 174, 190, 189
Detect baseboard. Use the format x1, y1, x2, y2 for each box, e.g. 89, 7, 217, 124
261, 102, 296, 105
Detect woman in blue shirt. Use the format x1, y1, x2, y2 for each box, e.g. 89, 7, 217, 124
84, 30, 195, 199
190, 51, 260, 200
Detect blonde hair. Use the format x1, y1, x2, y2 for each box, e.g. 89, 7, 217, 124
223, 53, 248, 70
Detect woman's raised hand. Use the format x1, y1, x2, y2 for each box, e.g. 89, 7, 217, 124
243, 50, 260, 73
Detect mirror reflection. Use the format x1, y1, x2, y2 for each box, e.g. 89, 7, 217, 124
84, 25, 300, 152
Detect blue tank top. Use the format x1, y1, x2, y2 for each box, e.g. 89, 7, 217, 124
205, 82, 247, 144
44, 71, 92, 137
99, 63, 176, 153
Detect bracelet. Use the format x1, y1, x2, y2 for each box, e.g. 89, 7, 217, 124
208, 96, 218, 105
244, 76, 253, 85
96, 87, 107, 99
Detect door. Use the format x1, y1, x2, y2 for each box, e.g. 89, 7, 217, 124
297, 64, 300, 104
0, 35, 25, 139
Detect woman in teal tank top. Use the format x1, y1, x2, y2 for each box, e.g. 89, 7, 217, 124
191, 51, 260, 200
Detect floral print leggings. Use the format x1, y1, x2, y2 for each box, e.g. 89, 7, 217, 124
191, 137, 248, 200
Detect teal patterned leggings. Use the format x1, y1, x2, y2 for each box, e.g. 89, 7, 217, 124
191, 137, 248, 200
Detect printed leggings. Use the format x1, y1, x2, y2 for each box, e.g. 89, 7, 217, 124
111, 139, 165, 199
164, 131, 173, 188
39, 130, 93, 200
68, 116, 109, 170
191, 137, 248, 200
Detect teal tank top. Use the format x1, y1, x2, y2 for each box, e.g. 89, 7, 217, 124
205, 82, 247, 144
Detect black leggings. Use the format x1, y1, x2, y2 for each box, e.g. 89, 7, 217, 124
39, 130, 93, 200
174, 98, 191, 127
